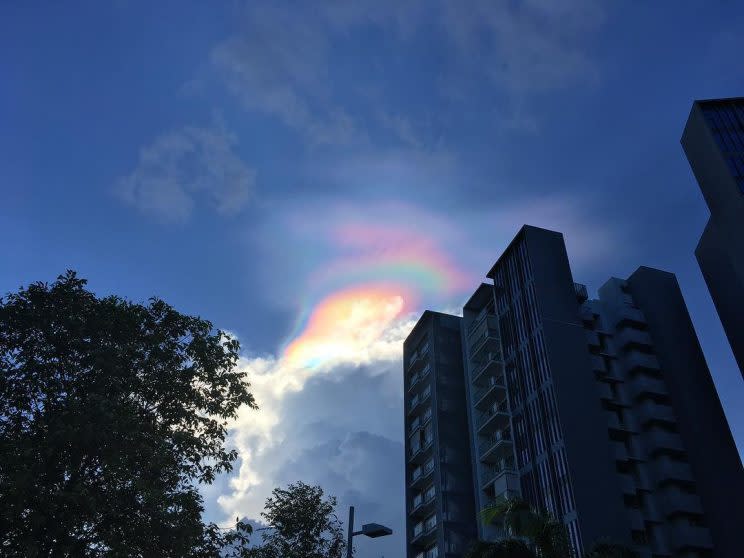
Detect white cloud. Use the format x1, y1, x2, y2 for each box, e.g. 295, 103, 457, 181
214, 312, 417, 529
116, 119, 255, 223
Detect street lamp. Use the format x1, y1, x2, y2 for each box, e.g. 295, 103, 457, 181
346, 506, 393, 558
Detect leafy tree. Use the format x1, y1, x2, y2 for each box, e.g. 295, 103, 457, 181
479, 498, 638, 558
583, 540, 639, 558
465, 538, 535, 558
0, 271, 257, 557
481, 497, 572, 558
253, 482, 346, 558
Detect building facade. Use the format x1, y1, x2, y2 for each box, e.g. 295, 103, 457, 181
404, 311, 477, 558
681, 97, 744, 378
403, 225, 744, 558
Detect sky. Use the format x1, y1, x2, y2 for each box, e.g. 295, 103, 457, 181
2, 2, 744, 556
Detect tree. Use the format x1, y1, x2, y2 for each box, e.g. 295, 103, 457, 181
481, 497, 572, 558
583, 540, 639, 558
0, 271, 257, 556
253, 482, 346, 558
480, 498, 638, 558
465, 538, 535, 558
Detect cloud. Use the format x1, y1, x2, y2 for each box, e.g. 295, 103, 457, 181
441, 0, 605, 93
213, 314, 416, 527
209, 0, 606, 146
116, 119, 255, 223
210, 3, 361, 147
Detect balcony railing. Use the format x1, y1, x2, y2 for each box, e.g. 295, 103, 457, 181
411, 459, 435, 485
409, 438, 434, 461
408, 343, 430, 370
480, 459, 516, 485
409, 387, 431, 414
410, 487, 436, 514
479, 429, 512, 457
470, 330, 499, 362
473, 374, 506, 405
471, 352, 503, 383
409, 363, 432, 392
477, 400, 510, 430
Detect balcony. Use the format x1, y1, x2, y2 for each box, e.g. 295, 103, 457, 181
615, 328, 653, 351
607, 413, 635, 433
643, 429, 684, 455
410, 459, 435, 489
624, 351, 661, 374
469, 322, 501, 364
628, 375, 666, 401
414, 547, 439, 558
636, 401, 676, 427
410, 487, 437, 517
467, 309, 494, 339
408, 344, 430, 374
473, 374, 507, 410
481, 464, 520, 500
615, 305, 646, 328
409, 387, 432, 416
660, 488, 703, 517
409, 438, 434, 464
411, 517, 438, 547
670, 525, 713, 551
409, 408, 433, 435
479, 430, 513, 463
409, 363, 432, 393
477, 400, 510, 434
651, 456, 694, 485
471, 353, 504, 385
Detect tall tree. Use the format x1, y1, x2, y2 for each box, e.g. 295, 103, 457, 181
465, 538, 535, 558
0, 271, 257, 556
481, 497, 572, 558
254, 482, 346, 558
583, 540, 639, 558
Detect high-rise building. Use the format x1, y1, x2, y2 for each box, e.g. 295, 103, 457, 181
404, 311, 477, 558
681, 97, 744, 378
403, 225, 744, 558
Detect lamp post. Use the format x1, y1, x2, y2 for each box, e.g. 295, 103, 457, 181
346, 506, 393, 558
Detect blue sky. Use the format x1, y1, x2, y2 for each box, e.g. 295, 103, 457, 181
2, 2, 744, 556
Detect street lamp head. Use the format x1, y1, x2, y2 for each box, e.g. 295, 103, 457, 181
361, 523, 393, 538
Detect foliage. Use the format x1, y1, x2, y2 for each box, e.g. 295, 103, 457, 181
465, 538, 535, 558
253, 482, 347, 558
479, 498, 638, 558
0, 271, 257, 556
583, 540, 639, 558
481, 498, 571, 558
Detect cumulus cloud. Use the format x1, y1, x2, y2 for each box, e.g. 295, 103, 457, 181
116, 119, 255, 223
211, 312, 415, 558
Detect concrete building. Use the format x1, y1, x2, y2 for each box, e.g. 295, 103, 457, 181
404, 311, 477, 558
681, 97, 744, 378
403, 225, 744, 558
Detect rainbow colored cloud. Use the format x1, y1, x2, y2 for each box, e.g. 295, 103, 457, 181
279, 202, 475, 368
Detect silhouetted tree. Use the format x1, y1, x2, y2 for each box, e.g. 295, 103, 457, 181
583, 540, 639, 558
0, 271, 257, 556
252, 482, 347, 558
465, 538, 535, 558
481, 497, 572, 558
